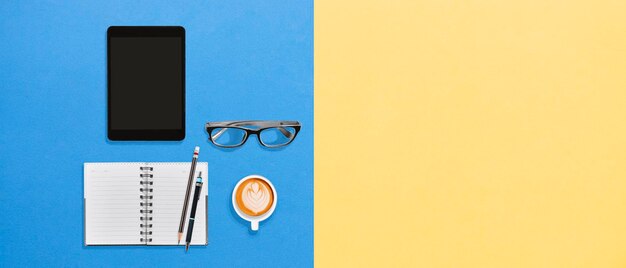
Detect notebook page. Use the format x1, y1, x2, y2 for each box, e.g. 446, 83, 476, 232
149, 162, 208, 245
84, 163, 145, 245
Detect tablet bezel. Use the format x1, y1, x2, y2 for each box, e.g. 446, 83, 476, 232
107, 26, 185, 141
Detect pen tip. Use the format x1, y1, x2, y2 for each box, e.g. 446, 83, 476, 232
185, 244, 189, 252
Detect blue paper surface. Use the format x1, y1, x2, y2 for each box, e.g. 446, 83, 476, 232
0, 1, 313, 266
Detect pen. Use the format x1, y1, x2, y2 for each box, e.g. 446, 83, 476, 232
185, 172, 203, 252
178, 146, 199, 244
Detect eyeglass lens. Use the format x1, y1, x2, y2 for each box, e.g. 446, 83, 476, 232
259, 127, 296, 147
210, 128, 247, 147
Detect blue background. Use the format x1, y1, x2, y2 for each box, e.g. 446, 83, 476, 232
0, 1, 313, 266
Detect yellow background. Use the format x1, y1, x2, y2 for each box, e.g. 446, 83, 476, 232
315, 1, 626, 267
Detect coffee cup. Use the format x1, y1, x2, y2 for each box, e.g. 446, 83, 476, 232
232, 175, 277, 231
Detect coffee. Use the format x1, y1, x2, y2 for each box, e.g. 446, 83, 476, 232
235, 178, 275, 216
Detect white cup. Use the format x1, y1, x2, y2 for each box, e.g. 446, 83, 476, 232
232, 175, 277, 231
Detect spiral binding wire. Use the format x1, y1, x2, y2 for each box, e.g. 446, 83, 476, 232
139, 166, 154, 243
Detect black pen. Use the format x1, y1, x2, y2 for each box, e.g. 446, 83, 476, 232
185, 171, 203, 252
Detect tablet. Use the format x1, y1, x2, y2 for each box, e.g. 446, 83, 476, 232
107, 26, 185, 141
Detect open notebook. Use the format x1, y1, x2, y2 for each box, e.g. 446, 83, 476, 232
84, 162, 208, 246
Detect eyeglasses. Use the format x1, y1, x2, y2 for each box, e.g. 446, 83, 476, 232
205, 120, 301, 148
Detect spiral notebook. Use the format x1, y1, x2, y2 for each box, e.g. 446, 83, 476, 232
84, 162, 208, 246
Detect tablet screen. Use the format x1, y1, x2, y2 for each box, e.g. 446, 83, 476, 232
107, 26, 185, 140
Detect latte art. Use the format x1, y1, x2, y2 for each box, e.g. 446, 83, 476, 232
235, 178, 274, 216
242, 182, 271, 213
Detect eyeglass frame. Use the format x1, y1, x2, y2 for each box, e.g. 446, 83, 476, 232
205, 120, 301, 148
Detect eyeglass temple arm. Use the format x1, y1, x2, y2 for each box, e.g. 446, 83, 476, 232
211, 128, 227, 140
211, 120, 299, 127
210, 122, 244, 140
278, 127, 294, 138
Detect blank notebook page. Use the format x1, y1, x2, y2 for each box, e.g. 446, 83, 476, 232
150, 162, 207, 245
84, 162, 207, 246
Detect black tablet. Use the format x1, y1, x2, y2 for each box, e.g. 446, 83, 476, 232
107, 26, 185, 141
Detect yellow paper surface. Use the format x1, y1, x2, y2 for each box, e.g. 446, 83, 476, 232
315, 1, 626, 267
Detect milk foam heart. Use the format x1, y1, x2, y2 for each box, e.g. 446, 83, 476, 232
242, 181, 270, 213
235, 178, 274, 216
